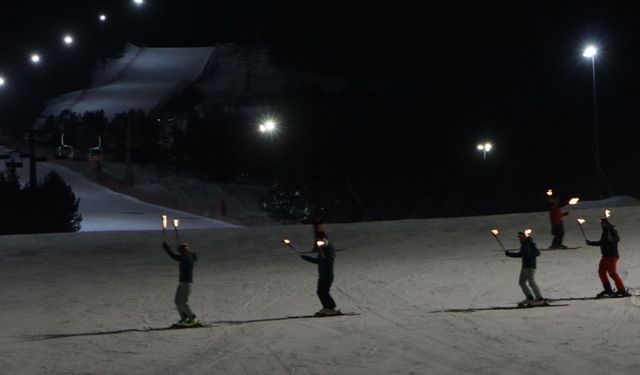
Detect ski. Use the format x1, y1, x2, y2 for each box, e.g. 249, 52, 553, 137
431, 303, 569, 313
541, 246, 583, 251
547, 294, 637, 302
169, 322, 207, 329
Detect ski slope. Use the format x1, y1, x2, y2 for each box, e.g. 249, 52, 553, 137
42, 44, 214, 118
2, 204, 640, 374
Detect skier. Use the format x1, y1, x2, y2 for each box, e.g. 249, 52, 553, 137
301, 236, 339, 316
548, 198, 569, 249
505, 231, 545, 306
162, 241, 199, 326
586, 218, 631, 297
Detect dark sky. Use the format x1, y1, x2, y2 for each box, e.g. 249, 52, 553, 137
1, 2, 639, 108
2, 1, 640, 214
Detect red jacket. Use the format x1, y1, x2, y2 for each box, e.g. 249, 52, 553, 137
549, 204, 565, 226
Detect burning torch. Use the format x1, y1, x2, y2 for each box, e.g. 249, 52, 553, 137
282, 239, 301, 254
546, 189, 554, 197
162, 214, 167, 240
604, 209, 611, 219
173, 219, 180, 246
490, 229, 506, 251
576, 218, 587, 241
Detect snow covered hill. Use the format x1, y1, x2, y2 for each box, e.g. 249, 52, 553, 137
42, 44, 214, 118
2, 204, 640, 374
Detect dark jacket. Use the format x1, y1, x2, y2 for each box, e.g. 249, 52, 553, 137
506, 237, 540, 269
163, 243, 197, 283
301, 242, 335, 279
587, 225, 620, 258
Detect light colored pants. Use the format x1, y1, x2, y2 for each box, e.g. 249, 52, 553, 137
519, 268, 542, 299
174, 282, 195, 320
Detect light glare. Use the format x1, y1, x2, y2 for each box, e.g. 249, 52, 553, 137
569, 197, 580, 205
99, 14, 107, 22
583, 46, 597, 58
0, 76, 5, 86
63, 35, 74, 45
30, 53, 41, 64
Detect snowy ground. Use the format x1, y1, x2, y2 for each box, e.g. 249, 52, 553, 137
2, 204, 640, 374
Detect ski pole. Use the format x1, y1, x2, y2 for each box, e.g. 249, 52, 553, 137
173, 219, 180, 247
576, 219, 587, 241
490, 229, 506, 251
282, 239, 301, 255
161, 214, 167, 240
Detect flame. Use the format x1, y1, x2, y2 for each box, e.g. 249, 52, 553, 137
546, 189, 553, 196
604, 209, 611, 218
162, 214, 167, 229
316, 240, 326, 247
282, 239, 291, 245
491, 229, 499, 236
173, 219, 180, 228
577, 218, 586, 225
569, 197, 580, 205
524, 229, 532, 237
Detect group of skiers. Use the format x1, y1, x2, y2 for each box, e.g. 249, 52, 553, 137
162, 208, 337, 327
161, 199, 633, 326
505, 196, 631, 307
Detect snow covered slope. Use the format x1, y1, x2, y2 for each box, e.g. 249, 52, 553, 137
42, 44, 214, 118
2, 205, 640, 374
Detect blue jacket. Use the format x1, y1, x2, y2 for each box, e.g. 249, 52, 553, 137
164, 243, 197, 283
506, 237, 540, 269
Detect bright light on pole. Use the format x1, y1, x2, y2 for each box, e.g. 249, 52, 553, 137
582, 44, 612, 196
30, 53, 41, 64
63, 34, 74, 46
582, 45, 597, 58
259, 119, 277, 133
477, 142, 493, 160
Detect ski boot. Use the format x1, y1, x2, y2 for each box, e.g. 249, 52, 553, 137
517, 297, 535, 308
315, 308, 340, 317
596, 288, 614, 298
614, 289, 632, 297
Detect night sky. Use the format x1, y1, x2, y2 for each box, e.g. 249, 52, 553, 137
2, 1, 640, 218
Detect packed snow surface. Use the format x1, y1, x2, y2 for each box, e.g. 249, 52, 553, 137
2, 205, 640, 374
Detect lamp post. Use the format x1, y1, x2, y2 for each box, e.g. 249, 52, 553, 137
582, 45, 612, 196
477, 142, 492, 161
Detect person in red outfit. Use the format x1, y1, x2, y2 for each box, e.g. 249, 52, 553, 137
548, 198, 569, 249
586, 218, 631, 297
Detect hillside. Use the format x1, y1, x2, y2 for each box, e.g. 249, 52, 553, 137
2, 205, 640, 374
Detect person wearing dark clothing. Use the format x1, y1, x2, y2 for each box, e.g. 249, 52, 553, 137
163, 241, 198, 326
301, 237, 338, 315
549, 198, 569, 249
586, 218, 630, 297
505, 232, 544, 304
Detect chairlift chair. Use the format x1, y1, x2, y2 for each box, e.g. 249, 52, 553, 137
89, 135, 103, 161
